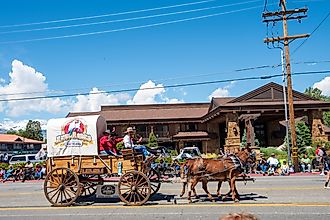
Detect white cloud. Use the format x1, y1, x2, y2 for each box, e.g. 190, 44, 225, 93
127, 80, 184, 104
208, 81, 235, 100
208, 87, 230, 100
72, 87, 131, 112
0, 78, 5, 84
313, 77, 330, 96
0, 60, 68, 117
0, 118, 47, 131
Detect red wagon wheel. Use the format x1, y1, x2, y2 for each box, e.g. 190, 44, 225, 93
44, 168, 81, 207
118, 171, 151, 206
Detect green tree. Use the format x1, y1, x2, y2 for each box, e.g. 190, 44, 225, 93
148, 131, 158, 149
296, 121, 312, 149
24, 120, 43, 141
304, 87, 330, 126
304, 87, 325, 100
6, 129, 17, 135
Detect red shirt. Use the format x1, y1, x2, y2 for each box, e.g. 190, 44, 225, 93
99, 136, 123, 153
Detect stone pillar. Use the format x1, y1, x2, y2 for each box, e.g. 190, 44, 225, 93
206, 122, 220, 154
309, 110, 327, 143
224, 113, 240, 154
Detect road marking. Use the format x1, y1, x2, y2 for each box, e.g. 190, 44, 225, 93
1, 203, 330, 211
0, 186, 323, 197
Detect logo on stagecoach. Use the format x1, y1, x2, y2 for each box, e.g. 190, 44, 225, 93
54, 118, 93, 148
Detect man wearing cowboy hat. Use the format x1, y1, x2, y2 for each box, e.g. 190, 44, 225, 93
99, 130, 118, 156
123, 127, 153, 159
267, 153, 279, 175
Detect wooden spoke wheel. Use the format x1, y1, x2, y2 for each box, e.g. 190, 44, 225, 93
145, 168, 161, 196
44, 168, 81, 207
118, 171, 151, 206
79, 175, 103, 198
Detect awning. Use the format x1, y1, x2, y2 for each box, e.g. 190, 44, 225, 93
279, 116, 307, 127
172, 131, 210, 141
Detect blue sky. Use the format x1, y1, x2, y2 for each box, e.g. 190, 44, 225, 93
0, 0, 329, 128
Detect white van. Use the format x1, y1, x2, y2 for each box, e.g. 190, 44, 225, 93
9, 154, 44, 164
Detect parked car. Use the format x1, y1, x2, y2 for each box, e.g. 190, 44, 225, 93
174, 146, 202, 160
9, 154, 45, 164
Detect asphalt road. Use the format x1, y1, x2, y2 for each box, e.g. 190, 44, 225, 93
0, 175, 330, 220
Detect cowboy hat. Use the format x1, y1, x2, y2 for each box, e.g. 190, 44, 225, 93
103, 130, 111, 135
125, 127, 134, 133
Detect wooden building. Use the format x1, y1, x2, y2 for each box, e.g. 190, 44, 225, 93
0, 134, 44, 155
67, 82, 330, 154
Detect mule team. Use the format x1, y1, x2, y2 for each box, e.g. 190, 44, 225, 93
179, 147, 256, 203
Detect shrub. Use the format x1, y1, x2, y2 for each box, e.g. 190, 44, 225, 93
260, 147, 288, 160
148, 132, 158, 149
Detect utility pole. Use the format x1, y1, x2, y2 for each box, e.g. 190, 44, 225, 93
262, 0, 310, 171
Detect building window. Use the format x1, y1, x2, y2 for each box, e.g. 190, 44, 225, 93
184, 123, 198, 132
0, 144, 6, 150
13, 144, 22, 150
154, 125, 169, 137
135, 125, 148, 138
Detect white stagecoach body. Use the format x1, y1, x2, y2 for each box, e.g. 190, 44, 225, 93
47, 115, 106, 157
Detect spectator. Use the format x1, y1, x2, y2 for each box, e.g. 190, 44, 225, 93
257, 156, 268, 176
2, 165, 15, 183
316, 145, 325, 175
34, 163, 43, 180
3, 153, 9, 163
280, 160, 289, 176
267, 153, 279, 175
325, 169, 330, 189
22, 161, 34, 182
0, 167, 6, 180
41, 165, 47, 178
300, 154, 312, 172
157, 159, 167, 175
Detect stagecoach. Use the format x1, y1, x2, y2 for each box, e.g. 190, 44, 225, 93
44, 115, 161, 207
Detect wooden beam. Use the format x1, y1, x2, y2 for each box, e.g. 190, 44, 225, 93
264, 34, 310, 43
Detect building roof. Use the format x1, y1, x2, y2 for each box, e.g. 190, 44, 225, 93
172, 131, 210, 141
0, 134, 44, 144
67, 82, 330, 124
68, 103, 210, 123
203, 82, 330, 122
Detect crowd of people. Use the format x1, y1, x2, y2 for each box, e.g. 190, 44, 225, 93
255, 144, 330, 177
0, 162, 46, 183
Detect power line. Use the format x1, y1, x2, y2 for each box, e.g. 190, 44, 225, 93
292, 10, 330, 55
0, 5, 263, 44
1, 58, 329, 97
0, 0, 216, 28
0, 0, 261, 35
0, 70, 329, 102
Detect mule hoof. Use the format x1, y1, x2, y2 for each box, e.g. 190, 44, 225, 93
188, 200, 193, 204
179, 194, 184, 198
234, 199, 239, 203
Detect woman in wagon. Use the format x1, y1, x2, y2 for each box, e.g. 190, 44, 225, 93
123, 127, 153, 160
99, 130, 119, 156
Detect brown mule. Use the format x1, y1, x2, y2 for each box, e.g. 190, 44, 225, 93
181, 147, 255, 203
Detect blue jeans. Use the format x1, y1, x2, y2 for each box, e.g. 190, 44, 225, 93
100, 149, 117, 156
260, 164, 268, 173
133, 145, 150, 158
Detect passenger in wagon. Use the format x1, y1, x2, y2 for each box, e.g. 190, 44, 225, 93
123, 127, 153, 160
99, 130, 119, 156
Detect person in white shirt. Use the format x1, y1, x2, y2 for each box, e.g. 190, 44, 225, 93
267, 153, 279, 175
123, 127, 152, 159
